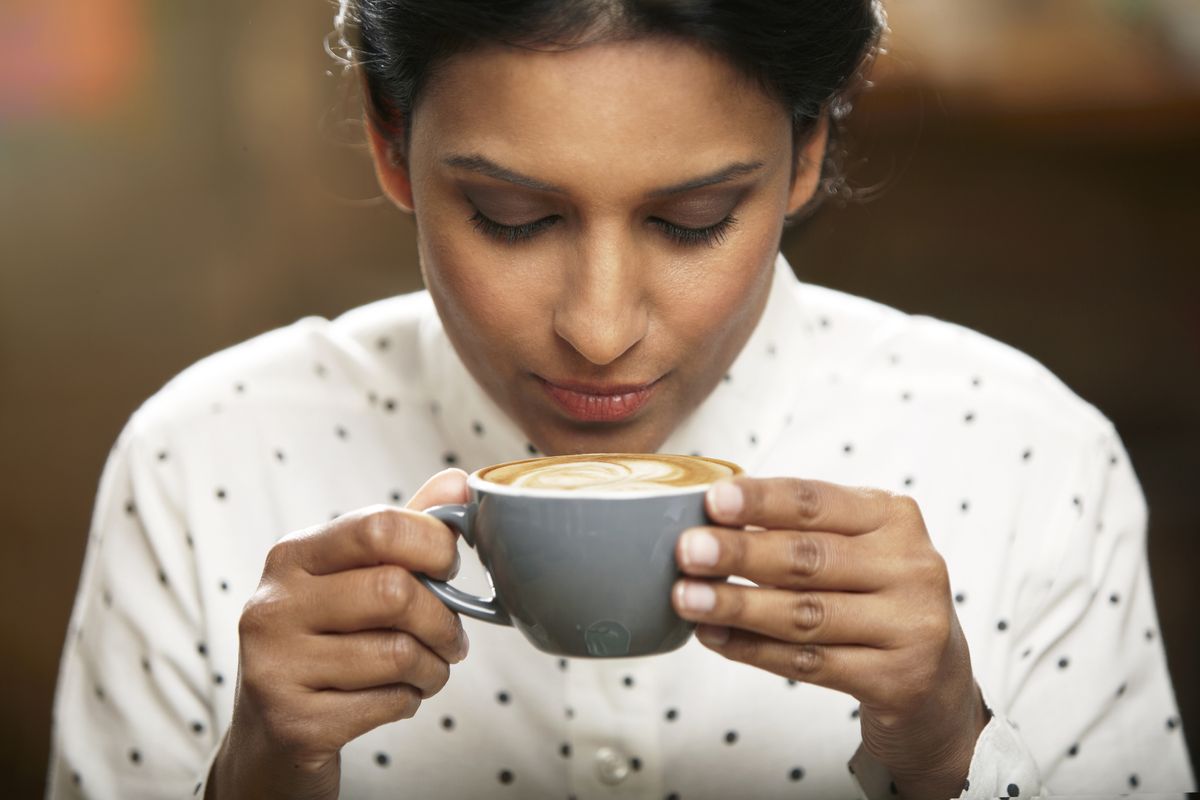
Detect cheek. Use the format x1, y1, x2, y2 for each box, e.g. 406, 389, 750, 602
419, 215, 546, 358
671, 271, 759, 357
664, 224, 780, 352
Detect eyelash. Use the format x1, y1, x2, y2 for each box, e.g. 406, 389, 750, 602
468, 210, 739, 248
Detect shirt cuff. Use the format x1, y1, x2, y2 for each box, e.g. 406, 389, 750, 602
847, 683, 1043, 799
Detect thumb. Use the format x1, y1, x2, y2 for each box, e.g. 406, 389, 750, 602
404, 467, 469, 512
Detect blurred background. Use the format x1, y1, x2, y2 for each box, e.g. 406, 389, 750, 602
2, 0, 1198, 794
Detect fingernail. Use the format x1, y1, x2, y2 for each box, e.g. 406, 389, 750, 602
682, 530, 719, 567
696, 624, 730, 646
448, 551, 461, 580
679, 581, 716, 612
708, 481, 743, 519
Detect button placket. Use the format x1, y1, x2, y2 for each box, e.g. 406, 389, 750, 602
563, 658, 663, 797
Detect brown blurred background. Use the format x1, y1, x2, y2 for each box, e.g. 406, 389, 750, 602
2, 0, 1198, 795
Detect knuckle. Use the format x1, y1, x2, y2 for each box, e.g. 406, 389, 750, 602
237, 590, 296, 690
897, 547, 943, 587
717, 584, 745, 621
789, 592, 825, 636
432, 537, 458, 575
786, 535, 824, 581
718, 528, 745, 569
358, 506, 402, 552
237, 605, 265, 642
387, 632, 418, 674
918, 607, 952, 644
790, 480, 823, 525
392, 685, 423, 720
356, 502, 396, 520
891, 494, 925, 525
374, 565, 415, 608
425, 659, 452, 698
916, 551, 950, 590
263, 540, 295, 574
238, 587, 283, 641
439, 611, 465, 651
788, 643, 823, 677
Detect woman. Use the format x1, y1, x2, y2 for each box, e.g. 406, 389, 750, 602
48, 1, 1193, 798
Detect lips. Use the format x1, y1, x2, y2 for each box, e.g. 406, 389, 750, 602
537, 375, 662, 423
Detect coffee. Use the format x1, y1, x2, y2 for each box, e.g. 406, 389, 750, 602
479, 453, 740, 492
420, 450, 745, 657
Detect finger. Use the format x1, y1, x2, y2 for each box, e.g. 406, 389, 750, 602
694, 625, 886, 700
301, 630, 453, 698
404, 468, 469, 512
672, 580, 898, 647
301, 565, 468, 664
676, 527, 887, 591
314, 682, 425, 744
706, 477, 902, 534
283, 505, 460, 579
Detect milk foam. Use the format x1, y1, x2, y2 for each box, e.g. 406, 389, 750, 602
481, 454, 737, 491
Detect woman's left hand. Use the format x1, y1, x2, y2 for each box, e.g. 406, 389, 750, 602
672, 476, 989, 798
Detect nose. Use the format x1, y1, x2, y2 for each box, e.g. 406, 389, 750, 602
552, 234, 649, 366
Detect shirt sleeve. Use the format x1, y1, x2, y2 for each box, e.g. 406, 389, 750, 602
998, 423, 1195, 794
46, 419, 220, 799
850, 422, 1195, 798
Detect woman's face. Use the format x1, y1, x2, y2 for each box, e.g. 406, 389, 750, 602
369, 36, 827, 456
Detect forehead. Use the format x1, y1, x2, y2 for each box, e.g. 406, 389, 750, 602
409, 37, 791, 197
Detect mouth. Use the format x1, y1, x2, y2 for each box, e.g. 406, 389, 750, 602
536, 374, 664, 423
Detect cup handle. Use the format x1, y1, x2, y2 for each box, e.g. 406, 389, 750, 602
416, 503, 513, 627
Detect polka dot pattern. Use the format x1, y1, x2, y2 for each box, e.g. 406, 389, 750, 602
46, 252, 1192, 798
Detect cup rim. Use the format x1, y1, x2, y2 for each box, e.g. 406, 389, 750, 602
466, 452, 743, 500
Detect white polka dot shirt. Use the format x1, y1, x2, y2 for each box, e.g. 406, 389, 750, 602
47, 254, 1194, 798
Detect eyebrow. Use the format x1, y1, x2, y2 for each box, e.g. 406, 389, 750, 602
442, 153, 765, 198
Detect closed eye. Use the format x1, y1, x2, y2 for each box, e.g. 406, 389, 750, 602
651, 215, 739, 247
468, 210, 559, 244
468, 209, 739, 248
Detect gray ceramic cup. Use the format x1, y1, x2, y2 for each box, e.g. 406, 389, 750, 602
416, 456, 741, 658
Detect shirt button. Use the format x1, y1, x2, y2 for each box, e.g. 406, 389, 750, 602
594, 746, 630, 785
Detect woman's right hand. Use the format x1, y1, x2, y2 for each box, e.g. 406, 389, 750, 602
207, 469, 471, 800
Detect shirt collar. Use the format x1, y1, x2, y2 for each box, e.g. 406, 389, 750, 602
418, 251, 811, 474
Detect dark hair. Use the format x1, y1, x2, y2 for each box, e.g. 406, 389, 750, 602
334, 0, 885, 204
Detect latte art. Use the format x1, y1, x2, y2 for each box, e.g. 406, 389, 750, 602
480, 453, 740, 492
